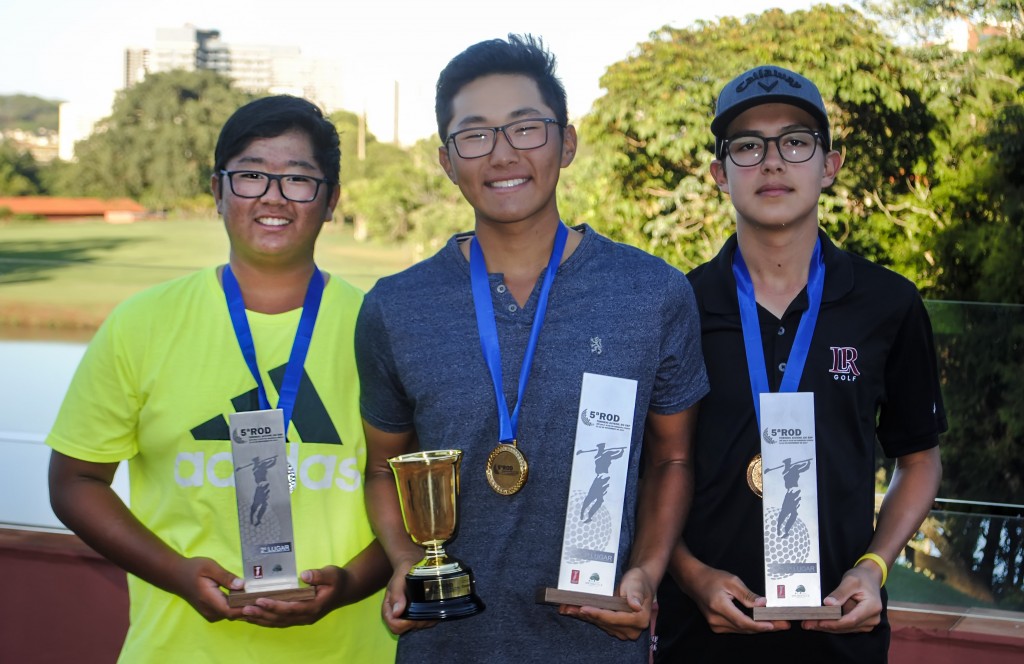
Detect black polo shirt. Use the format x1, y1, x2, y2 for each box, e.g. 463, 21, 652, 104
656, 231, 946, 663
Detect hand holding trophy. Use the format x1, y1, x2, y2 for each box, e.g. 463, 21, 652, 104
388, 449, 484, 620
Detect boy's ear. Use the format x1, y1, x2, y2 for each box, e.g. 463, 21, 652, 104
324, 184, 341, 222
439, 145, 458, 184
560, 124, 578, 167
822, 149, 844, 187
710, 159, 729, 193
211, 173, 224, 214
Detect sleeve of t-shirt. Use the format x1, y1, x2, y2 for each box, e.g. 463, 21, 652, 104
649, 267, 710, 415
354, 289, 415, 432
877, 292, 947, 458
45, 309, 142, 463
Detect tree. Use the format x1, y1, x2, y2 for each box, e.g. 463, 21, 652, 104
921, 299, 1024, 610
574, 5, 939, 278
841, 3, 1024, 609
877, 3, 1024, 608
862, 0, 1023, 42
330, 109, 410, 183
0, 94, 59, 132
336, 118, 472, 254
865, 0, 1024, 304
67, 70, 252, 208
343, 137, 472, 250
0, 140, 43, 195
908, 38, 1024, 304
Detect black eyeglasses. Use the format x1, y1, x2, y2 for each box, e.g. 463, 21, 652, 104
721, 130, 824, 167
446, 118, 564, 159
219, 169, 331, 203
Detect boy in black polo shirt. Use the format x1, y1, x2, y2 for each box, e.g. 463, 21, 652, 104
655, 65, 946, 663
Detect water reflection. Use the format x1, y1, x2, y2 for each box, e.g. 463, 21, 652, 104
0, 338, 128, 530
0, 338, 85, 435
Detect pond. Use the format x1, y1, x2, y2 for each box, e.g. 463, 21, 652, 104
0, 339, 128, 530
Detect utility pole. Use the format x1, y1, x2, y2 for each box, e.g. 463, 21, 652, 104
357, 109, 366, 161
393, 80, 400, 146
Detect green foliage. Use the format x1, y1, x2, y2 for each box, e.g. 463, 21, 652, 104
579, 6, 940, 278
0, 140, 44, 195
862, 0, 1023, 42
66, 71, 252, 208
912, 37, 1024, 303
856, 5, 1024, 304
0, 94, 59, 132
36, 158, 78, 198
339, 129, 472, 256
401, 138, 474, 252
865, 0, 1024, 604
929, 302, 1024, 505
919, 300, 1024, 609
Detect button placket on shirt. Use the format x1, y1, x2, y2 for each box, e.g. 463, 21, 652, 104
773, 316, 795, 383
493, 280, 522, 317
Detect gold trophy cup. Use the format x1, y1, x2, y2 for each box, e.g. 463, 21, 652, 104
388, 449, 484, 620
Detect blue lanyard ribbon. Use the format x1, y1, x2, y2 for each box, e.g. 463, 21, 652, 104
470, 223, 568, 443
222, 265, 324, 432
732, 238, 824, 427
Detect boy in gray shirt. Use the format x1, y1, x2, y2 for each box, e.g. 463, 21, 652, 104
356, 34, 708, 663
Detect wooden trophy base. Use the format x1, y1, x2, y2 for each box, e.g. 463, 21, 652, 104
753, 605, 842, 621
227, 585, 316, 608
536, 587, 631, 612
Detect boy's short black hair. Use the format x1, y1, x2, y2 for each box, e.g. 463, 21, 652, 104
214, 95, 340, 186
435, 33, 568, 141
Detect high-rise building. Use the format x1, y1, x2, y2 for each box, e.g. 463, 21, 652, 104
123, 48, 150, 90
122, 26, 343, 111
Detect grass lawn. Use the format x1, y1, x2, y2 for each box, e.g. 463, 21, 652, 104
0, 217, 416, 338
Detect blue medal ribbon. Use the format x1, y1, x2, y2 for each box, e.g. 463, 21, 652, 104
470, 223, 568, 443
222, 265, 325, 433
732, 237, 824, 427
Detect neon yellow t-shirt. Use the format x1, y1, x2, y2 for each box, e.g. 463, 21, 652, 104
47, 268, 396, 663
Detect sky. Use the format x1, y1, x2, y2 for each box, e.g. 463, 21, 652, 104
0, 0, 843, 144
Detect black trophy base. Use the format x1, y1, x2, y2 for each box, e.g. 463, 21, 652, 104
753, 605, 842, 621
403, 594, 485, 620
402, 565, 484, 621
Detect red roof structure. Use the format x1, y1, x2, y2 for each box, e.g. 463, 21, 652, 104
0, 196, 146, 222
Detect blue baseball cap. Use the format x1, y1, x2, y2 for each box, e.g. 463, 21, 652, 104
712, 65, 831, 156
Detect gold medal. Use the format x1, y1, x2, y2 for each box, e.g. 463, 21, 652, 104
486, 441, 528, 495
746, 453, 763, 498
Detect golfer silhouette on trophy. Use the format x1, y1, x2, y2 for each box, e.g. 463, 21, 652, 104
236, 455, 278, 527
577, 443, 626, 523
765, 457, 812, 538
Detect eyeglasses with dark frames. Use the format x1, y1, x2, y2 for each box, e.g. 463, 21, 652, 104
219, 169, 331, 203
446, 118, 564, 159
721, 130, 825, 167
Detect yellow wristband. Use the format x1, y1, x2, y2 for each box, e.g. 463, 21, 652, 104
855, 553, 888, 587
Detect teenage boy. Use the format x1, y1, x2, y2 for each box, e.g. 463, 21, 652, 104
47, 96, 396, 662
356, 35, 709, 663
655, 65, 945, 663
